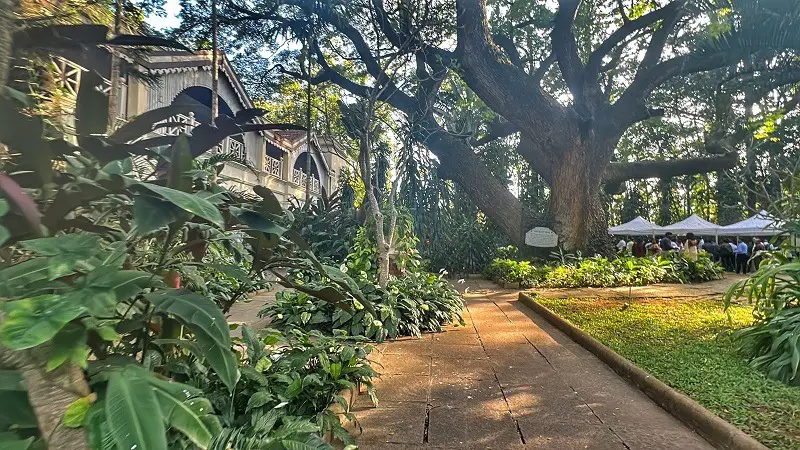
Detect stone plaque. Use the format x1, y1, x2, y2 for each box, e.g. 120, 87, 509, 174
525, 227, 558, 248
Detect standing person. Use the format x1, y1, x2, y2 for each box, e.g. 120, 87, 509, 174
616, 237, 627, 253
735, 238, 750, 274
752, 238, 766, 271
633, 238, 647, 257
718, 238, 733, 270
685, 233, 699, 261
660, 233, 673, 253
704, 239, 719, 262
648, 238, 662, 255
626, 238, 635, 255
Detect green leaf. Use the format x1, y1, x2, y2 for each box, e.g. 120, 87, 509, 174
145, 290, 239, 391
0, 391, 38, 429
255, 356, 272, 372
101, 158, 133, 175
0, 225, 10, 246
0, 198, 11, 216
152, 384, 217, 449
0, 437, 34, 450
47, 325, 88, 371
0, 258, 51, 298
21, 234, 100, 257
132, 194, 184, 235
245, 391, 272, 412
137, 183, 224, 228
285, 378, 302, 398
241, 325, 262, 362
105, 372, 167, 450
0, 370, 24, 391
252, 185, 284, 215
64, 396, 93, 428
167, 135, 193, 192
230, 207, 287, 235
86, 401, 116, 450
280, 438, 326, 450
330, 363, 342, 380
0, 295, 85, 350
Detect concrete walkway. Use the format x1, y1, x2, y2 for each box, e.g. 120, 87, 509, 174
351, 281, 713, 449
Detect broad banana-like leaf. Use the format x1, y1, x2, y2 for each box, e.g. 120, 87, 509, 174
167, 135, 193, 192
234, 108, 266, 124
110, 104, 209, 144
105, 372, 167, 450
135, 183, 224, 228
75, 71, 108, 138
145, 290, 239, 391
152, 385, 218, 449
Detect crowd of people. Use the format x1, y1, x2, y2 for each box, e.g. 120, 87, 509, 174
616, 232, 776, 274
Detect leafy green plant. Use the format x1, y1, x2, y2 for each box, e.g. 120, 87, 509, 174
262, 270, 465, 342
0, 73, 372, 448
289, 189, 359, 263
485, 254, 723, 288
200, 326, 377, 449
725, 247, 800, 385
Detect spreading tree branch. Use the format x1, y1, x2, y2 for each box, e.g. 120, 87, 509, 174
552, 0, 586, 102
602, 152, 738, 194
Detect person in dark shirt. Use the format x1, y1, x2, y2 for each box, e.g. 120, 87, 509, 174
632, 237, 647, 257
659, 233, 673, 252
703, 240, 720, 262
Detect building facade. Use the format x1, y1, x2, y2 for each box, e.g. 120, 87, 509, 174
58, 49, 348, 203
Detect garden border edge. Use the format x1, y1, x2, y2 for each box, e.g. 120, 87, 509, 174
517, 292, 767, 450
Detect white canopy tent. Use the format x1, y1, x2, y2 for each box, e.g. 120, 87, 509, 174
608, 216, 664, 236
718, 211, 783, 236
661, 214, 721, 236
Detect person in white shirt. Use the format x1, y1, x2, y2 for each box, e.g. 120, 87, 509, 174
617, 238, 627, 252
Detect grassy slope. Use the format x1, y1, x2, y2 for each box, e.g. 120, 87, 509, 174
537, 297, 800, 449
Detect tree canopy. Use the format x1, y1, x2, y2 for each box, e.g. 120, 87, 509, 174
170, 0, 800, 252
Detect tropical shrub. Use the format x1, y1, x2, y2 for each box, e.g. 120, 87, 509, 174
200, 326, 377, 449
346, 212, 423, 279
0, 79, 375, 448
485, 258, 534, 285
289, 189, 359, 263
262, 270, 465, 342
725, 245, 800, 385
485, 254, 723, 288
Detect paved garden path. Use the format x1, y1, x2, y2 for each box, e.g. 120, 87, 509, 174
352, 280, 714, 449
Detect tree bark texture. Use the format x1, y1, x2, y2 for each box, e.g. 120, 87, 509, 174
548, 146, 612, 254
0, 344, 90, 449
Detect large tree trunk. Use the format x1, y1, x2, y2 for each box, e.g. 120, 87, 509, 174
549, 147, 611, 254
0, 344, 90, 449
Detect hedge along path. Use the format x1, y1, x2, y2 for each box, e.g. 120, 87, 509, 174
519, 274, 746, 300
350, 280, 712, 449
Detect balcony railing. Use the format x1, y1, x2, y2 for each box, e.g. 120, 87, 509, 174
144, 113, 323, 196
265, 155, 282, 178
291, 168, 321, 194
151, 113, 246, 160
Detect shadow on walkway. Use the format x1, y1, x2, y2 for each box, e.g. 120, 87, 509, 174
352, 281, 713, 449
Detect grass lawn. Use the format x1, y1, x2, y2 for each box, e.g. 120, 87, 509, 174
537, 296, 800, 449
